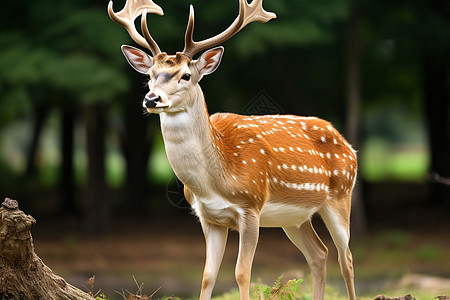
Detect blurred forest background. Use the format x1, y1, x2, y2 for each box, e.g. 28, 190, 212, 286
0, 0, 449, 297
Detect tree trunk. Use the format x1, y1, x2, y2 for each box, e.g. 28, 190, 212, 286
420, 0, 450, 207
422, 53, 450, 206
84, 102, 110, 234
345, 6, 368, 239
122, 71, 154, 213
60, 103, 76, 215
25, 104, 49, 178
0, 198, 92, 300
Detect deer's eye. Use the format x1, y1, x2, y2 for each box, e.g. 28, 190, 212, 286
181, 73, 191, 81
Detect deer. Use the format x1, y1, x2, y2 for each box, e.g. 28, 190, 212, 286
108, 0, 358, 299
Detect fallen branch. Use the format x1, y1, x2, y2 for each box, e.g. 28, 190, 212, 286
428, 171, 450, 186
0, 197, 92, 300
374, 295, 415, 300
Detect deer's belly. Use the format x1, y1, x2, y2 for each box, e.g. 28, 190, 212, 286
260, 202, 318, 228
191, 194, 319, 229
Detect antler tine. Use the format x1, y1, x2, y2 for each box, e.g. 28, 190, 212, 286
141, 10, 161, 56
108, 0, 163, 56
182, 0, 276, 59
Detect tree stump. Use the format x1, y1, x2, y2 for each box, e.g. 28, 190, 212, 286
0, 198, 92, 300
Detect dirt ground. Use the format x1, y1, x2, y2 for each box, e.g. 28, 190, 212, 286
31, 201, 450, 299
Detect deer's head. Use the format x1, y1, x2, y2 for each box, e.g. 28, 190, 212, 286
108, 0, 276, 114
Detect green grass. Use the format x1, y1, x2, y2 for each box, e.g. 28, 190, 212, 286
210, 283, 442, 300
204, 279, 364, 300
87, 271, 447, 300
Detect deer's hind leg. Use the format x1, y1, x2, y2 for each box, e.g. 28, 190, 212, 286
283, 220, 328, 300
319, 200, 356, 300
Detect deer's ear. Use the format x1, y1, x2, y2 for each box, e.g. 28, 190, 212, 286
121, 45, 153, 74
195, 47, 224, 77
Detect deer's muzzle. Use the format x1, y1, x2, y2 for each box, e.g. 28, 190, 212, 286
144, 93, 161, 108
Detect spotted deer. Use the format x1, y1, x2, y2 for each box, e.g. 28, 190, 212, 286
108, 0, 357, 299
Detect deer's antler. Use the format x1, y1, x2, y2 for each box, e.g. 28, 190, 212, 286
108, 0, 163, 56
182, 0, 276, 59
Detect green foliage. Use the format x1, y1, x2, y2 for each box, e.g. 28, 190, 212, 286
361, 137, 429, 182
0, 0, 129, 125
253, 276, 303, 300
231, 0, 350, 57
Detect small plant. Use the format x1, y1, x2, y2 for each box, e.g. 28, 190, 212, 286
116, 275, 161, 300
253, 276, 303, 300
85, 275, 105, 299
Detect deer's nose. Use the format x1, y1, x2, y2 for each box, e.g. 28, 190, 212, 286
144, 93, 161, 108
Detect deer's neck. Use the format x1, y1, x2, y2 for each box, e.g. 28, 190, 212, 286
159, 86, 225, 195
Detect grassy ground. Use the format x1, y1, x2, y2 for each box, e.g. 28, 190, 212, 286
32, 210, 449, 300
92, 276, 445, 300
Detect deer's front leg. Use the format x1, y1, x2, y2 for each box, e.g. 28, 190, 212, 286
199, 221, 228, 300
236, 212, 260, 300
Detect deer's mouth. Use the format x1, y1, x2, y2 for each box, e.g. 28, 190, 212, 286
145, 104, 170, 114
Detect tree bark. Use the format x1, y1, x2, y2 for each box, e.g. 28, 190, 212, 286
84, 102, 110, 234
25, 104, 49, 178
419, 0, 450, 207
123, 90, 152, 212
60, 103, 76, 215
422, 53, 450, 206
345, 6, 368, 239
0, 198, 92, 300
121, 70, 155, 213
